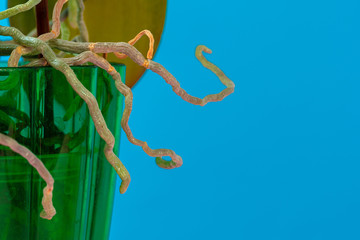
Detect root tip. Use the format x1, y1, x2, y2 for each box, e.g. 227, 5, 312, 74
40, 208, 56, 220
155, 156, 183, 169
196, 45, 212, 54
119, 177, 131, 194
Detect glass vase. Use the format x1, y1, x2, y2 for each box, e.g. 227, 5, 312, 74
0, 63, 125, 240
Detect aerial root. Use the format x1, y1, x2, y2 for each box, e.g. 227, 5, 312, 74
195, 45, 235, 89
23, 51, 183, 170
46, 39, 235, 107
114, 29, 154, 60
40, 186, 56, 220
0, 133, 56, 220
20, 41, 235, 167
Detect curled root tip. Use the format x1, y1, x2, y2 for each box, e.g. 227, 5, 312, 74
197, 45, 212, 54
119, 178, 131, 194
155, 156, 183, 169
40, 186, 56, 220
40, 208, 56, 220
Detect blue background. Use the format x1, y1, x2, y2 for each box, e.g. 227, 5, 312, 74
1, 0, 360, 239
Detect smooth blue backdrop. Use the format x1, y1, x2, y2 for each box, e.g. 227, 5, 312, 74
1, 1, 359, 239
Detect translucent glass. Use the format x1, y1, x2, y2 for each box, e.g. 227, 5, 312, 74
0, 63, 125, 240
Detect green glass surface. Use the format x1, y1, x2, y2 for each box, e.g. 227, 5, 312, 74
0, 63, 125, 240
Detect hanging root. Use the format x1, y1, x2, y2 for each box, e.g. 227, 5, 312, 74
56, 40, 234, 105
0, 133, 56, 220
114, 29, 154, 60
23, 51, 183, 169
148, 46, 235, 106
24, 38, 235, 167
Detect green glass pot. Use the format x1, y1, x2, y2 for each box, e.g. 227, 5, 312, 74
0, 63, 125, 240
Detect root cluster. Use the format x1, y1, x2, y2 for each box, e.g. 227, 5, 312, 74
0, 0, 234, 220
